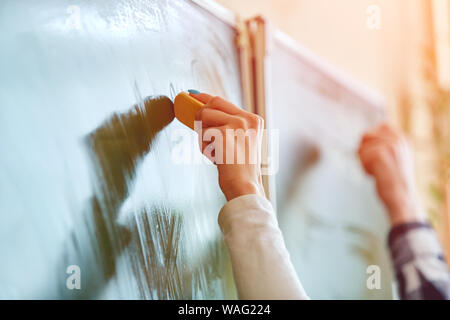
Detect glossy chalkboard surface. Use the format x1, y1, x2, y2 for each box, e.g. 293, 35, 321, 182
0, 0, 240, 299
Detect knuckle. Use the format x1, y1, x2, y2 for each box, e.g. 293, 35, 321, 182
209, 96, 222, 105
247, 113, 262, 128
234, 117, 247, 129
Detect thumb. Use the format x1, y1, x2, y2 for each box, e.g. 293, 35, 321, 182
359, 145, 381, 176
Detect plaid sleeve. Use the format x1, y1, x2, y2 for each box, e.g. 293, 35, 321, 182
388, 222, 450, 300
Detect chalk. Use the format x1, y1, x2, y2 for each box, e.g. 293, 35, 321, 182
174, 92, 205, 130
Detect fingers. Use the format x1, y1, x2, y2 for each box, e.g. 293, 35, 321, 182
358, 124, 396, 152
358, 134, 390, 157
204, 96, 243, 115
190, 92, 242, 115
362, 123, 397, 142
359, 143, 384, 175
189, 92, 263, 167
195, 107, 239, 127
192, 93, 262, 131
190, 92, 213, 104
358, 123, 404, 177
358, 132, 387, 175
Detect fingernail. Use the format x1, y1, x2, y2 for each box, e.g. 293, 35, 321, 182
188, 89, 201, 94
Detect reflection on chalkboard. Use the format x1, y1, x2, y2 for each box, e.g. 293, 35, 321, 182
56, 96, 173, 298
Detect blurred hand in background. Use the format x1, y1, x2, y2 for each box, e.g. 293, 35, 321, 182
358, 124, 426, 226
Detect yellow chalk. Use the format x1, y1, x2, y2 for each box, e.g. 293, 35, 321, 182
174, 92, 204, 130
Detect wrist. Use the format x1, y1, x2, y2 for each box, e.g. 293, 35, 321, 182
223, 180, 264, 201
385, 192, 426, 227
389, 210, 426, 226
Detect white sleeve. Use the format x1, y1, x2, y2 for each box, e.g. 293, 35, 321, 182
218, 194, 309, 300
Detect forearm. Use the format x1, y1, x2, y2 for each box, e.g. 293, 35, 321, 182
218, 194, 309, 300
